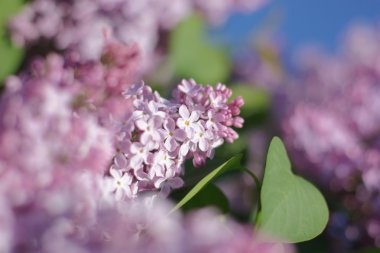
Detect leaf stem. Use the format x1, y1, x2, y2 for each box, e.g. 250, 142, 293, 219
241, 168, 261, 224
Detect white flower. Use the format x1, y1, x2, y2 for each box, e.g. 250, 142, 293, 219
109, 168, 133, 200
192, 123, 212, 152
160, 118, 186, 152
155, 150, 174, 169
177, 105, 199, 135
135, 116, 162, 144
129, 142, 154, 169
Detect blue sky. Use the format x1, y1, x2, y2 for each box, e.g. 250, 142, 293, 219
210, 0, 380, 56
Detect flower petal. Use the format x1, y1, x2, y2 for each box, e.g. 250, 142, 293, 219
165, 137, 178, 152
130, 155, 143, 169
115, 188, 123, 201
130, 142, 141, 154
110, 168, 121, 179
199, 138, 209, 152
180, 142, 189, 156
177, 118, 186, 129
179, 105, 189, 119
148, 101, 158, 113
169, 177, 184, 188
164, 117, 175, 131
189, 111, 199, 122
173, 129, 186, 141
135, 119, 147, 130
140, 132, 151, 144
114, 153, 127, 169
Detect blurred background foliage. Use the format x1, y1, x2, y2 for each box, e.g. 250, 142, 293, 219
0, 0, 25, 83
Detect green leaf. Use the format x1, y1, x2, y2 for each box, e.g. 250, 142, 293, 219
219, 131, 248, 155
230, 83, 271, 117
181, 183, 229, 214
258, 137, 328, 243
0, 36, 24, 83
0, 0, 25, 83
169, 15, 231, 85
0, 0, 25, 25
172, 154, 242, 212
354, 249, 380, 253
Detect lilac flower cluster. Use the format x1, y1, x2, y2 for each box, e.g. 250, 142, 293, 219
278, 24, 380, 249
0, 39, 138, 225
105, 80, 244, 199
0, 1, 252, 251
9, 0, 267, 71
0, 189, 293, 253
0, 26, 247, 249
0, 53, 114, 253
0, 73, 113, 208
10, 40, 139, 127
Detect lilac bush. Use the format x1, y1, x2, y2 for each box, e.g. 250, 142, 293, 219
0, 46, 286, 252
0, 41, 247, 252
0, 0, 338, 252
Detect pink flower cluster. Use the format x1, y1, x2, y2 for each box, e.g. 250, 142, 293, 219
277, 23, 380, 249
0, 73, 113, 208
0, 52, 114, 253
0, 51, 246, 252
9, 0, 268, 71
15, 40, 139, 127
0, 39, 138, 213
0, 192, 293, 253
105, 80, 244, 199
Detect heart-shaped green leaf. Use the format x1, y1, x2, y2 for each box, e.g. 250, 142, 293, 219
172, 154, 242, 212
169, 15, 231, 85
258, 137, 328, 243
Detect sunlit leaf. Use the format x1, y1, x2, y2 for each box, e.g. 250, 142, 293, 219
169, 15, 231, 85
231, 83, 271, 117
172, 154, 242, 212
0, 36, 24, 83
219, 131, 248, 155
0, 0, 25, 83
258, 137, 329, 243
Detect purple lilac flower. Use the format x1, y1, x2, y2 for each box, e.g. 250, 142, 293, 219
278, 23, 380, 249
9, 0, 268, 72
0, 50, 116, 252
0, 78, 113, 207
0, 12, 248, 249
184, 208, 294, 253
7, 40, 139, 129
106, 79, 244, 199
0, 56, 248, 253
0, 191, 295, 253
